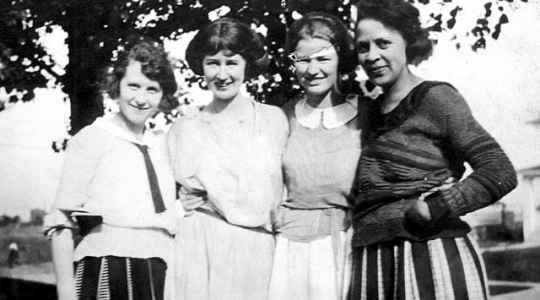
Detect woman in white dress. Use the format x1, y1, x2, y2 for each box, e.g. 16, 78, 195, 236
167, 18, 289, 300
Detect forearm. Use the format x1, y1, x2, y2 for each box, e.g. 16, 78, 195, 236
425, 162, 516, 221
424, 86, 518, 220
51, 229, 77, 300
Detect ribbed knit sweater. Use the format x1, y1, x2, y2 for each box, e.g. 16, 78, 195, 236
352, 81, 517, 247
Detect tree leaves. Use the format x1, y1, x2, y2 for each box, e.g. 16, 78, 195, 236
0, 0, 532, 136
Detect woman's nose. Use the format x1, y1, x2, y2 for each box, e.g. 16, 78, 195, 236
366, 47, 380, 62
216, 66, 228, 79
133, 91, 147, 104
305, 61, 319, 74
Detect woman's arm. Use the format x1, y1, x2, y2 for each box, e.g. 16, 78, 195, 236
177, 186, 207, 216
166, 119, 208, 216
50, 214, 77, 300
413, 85, 518, 223
48, 130, 99, 299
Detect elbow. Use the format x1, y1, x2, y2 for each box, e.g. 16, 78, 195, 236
503, 157, 518, 192
507, 167, 518, 192
493, 152, 518, 196
495, 163, 518, 198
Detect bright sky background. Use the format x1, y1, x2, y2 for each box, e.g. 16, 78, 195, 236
1, 1, 539, 220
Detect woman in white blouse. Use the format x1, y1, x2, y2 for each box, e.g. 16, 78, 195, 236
47, 37, 178, 300
167, 18, 289, 300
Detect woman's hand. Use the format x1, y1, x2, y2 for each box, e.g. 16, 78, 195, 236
404, 199, 433, 238
179, 187, 207, 216
405, 200, 432, 224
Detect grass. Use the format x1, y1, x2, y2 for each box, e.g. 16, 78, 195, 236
0, 225, 51, 267
483, 246, 540, 282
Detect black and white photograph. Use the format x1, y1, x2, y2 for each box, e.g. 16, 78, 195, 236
1, 0, 539, 299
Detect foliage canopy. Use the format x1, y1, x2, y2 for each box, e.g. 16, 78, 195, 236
0, 0, 529, 142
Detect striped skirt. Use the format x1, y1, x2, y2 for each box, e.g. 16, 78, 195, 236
348, 236, 489, 300
74, 256, 167, 300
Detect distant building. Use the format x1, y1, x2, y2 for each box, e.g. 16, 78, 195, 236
517, 165, 540, 242
29, 209, 46, 225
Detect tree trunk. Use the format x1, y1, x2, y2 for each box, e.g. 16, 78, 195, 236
63, 3, 109, 135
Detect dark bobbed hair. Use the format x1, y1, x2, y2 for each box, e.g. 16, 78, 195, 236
185, 18, 269, 80
356, 0, 433, 65
102, 35, 178, 112
287, 11, 358, 74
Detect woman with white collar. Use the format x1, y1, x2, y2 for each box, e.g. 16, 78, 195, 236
268, 12, 367, 300
47, 37, 178, 300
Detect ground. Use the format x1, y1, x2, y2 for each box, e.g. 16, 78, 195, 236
1, 225, 540, 299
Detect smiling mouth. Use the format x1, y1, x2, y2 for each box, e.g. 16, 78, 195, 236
305, 77, 325, 85
215, 81, 233, 89
368, 66, 386, 75
130, 104, 150, 110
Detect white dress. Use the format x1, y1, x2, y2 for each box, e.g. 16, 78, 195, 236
167, 100, 288, 300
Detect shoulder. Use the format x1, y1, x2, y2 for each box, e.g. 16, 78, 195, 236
260, 103, 288, 124
259, 103, 289, 137
64, 122, 113, 161
167, 110, 204, 137
68, 123, 110, 149
421, 81, 464, 105
149, 129, 168, 151
418, 81, 470, 115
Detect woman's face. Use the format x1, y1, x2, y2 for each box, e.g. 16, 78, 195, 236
292, 38, 339, 96
355, 18, 409, 90
117, 60, 163, 130
202, 50, 246, 102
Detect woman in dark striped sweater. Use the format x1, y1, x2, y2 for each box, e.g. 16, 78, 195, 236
349, 0, 517, 299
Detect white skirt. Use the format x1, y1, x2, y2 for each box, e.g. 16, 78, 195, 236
268, 228, 353, 300
173, 210, 275, 300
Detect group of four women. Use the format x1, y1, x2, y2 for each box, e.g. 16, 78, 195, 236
47, 0, 517, 299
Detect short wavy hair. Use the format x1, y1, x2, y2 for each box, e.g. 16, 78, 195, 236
287, 11, 358, 75
356, 0, 433, 65
185, 18, 269, 80
102, 35, 178, 112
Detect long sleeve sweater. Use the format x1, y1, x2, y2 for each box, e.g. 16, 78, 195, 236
352, 81, 517, 247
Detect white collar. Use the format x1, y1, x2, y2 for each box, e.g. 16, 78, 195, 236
295, 94, 358, 129
94, 117, 158, 147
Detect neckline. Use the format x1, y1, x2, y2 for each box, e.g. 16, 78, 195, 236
295, 94, 359, 129
367, 81, 437, 137
379, 81, 426, 116
95, 117, 155, 147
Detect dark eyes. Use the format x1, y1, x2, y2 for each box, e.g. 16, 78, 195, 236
147, 87, 160, 94
357, 43, 369, 53
356, 40, 391, 53
127, 83, 161, 93
377, 40, 391, 48
205, 60, 239, 66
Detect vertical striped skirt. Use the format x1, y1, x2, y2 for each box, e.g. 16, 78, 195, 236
348, 236, 489, 300
74, 256, 166, 300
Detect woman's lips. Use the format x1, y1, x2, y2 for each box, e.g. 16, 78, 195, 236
215, 81, 232, 88
304, 77, 325, 85
368, 66, 386, 76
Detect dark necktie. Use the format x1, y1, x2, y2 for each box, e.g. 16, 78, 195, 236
134, 144, 166, 213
